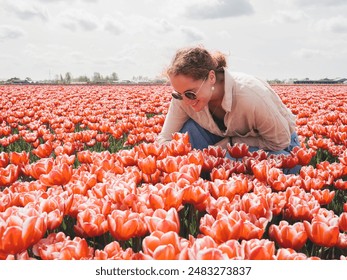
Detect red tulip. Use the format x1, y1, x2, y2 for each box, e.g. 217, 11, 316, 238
275, 248, 310, 260
241, 239, 275, 260
32, 232, 93, 260
75, 208, 108, 237
304, 217, 339, 247
339, 212, 347, 232
94, 241, 134, 260
107, 210, 147, 241
32, 140, 53, 158
23, 158, 54, 180
0, 206, 47, 255
0, 152, 9, 168
227, 142, 250, 158
269, 221, 307, 251
39, 162, 73, 186
144, 208, 180, 233
142, 230, 185, 260
0, 164, 19, 186
138, 155, 157, 175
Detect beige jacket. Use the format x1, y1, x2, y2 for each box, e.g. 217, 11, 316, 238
157, 69, 296, 151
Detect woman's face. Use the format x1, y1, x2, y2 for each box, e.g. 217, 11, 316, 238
169, 74, 212, 112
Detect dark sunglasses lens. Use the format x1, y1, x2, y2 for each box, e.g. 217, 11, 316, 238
184, 91, 197, 100
171, 92, 183, 100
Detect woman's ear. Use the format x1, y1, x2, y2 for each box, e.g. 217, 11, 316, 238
209, 70, 216, 85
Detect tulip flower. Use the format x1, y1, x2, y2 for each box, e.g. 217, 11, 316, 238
107, 210, 147, 241
227, 142, 250, 159
144, 208, 180, 233
0, 152, 9, 168
0, 164, 19, 186
94, 241, 134, 260
275, 248, 310, 260
142, 230, 186, 260
339, 212, 347, 232
32, 140, 53, 158
23, 158, 54, 180
210, 166, 231, 181
75, 208, 108, 237
32, 232, 94, 260
137, 155, 157, 175
303, 218, 340, 247
241, 239, 275, 260
269, 221, 307, 251
0, 206, 47, 255
39, 162, 73, 186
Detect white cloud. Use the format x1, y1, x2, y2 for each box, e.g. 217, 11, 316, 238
294, 0, 346, 7
59, 9, 100, 31
103, 17, 125, 36
179, 26, 205, 42
0, 25, 25, 40
270, 10, 309, 24
184, 0, 254, 19
315, 15, 347, 33
293, 48, 331, 59
3, 0, 49, 22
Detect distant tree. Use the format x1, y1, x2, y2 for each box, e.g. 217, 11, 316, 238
75, 75, 90, 83
92, 72, 102, 83
110, 72, 119, 82
65, 72, 72, 84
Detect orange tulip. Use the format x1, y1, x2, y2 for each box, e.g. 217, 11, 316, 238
144, 208, 180, 233
334, 179, 347, 190
75, 208, 108, 237
142, 230, 185, 260
39, 162, 73, 186
107, 210, 147, 240
210, 167, 231, 181
303, 218, 340, 247
0, 164, 19, 186
32, 140, 53, 158
23, 158, 54, 180
94, 241, 134, 260
182, 183, 210, 210
311, 189, 335, 205
218, 239, 243, 259
137, 155, 157, 175
227, 142, 250, 158
339, 212, 347, 232
241, 239, 275, 260
200, 212, 243, 243
275, 248, 310, 260
292, 147, 315, 165
0, 152, 9, 168
269, 221, 307, 251
187, 236, 227, 260
157, 156, 182, 173
32, 232, 94, 260
0, 206, 47, 255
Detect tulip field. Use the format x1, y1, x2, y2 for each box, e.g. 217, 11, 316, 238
1, 83, 347, 260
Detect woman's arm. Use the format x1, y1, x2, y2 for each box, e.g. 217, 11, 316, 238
156, 100, 190, 144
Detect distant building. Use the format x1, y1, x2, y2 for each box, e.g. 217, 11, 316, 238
294, 78, 347, 84
5, 77, 33, 84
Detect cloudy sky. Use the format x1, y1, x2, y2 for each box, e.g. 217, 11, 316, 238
0, 0, 346, 81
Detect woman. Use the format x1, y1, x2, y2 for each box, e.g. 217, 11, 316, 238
157, 46, 300, 172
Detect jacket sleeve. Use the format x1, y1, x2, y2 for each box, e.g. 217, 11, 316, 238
156, 99, 190, 144
231, 91, 292, 151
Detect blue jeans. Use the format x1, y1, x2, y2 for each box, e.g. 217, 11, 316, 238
180, 119, 301, 174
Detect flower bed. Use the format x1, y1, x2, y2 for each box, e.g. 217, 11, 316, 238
0, 84, 347, 260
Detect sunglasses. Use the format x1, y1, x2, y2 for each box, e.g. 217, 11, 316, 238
171, 77, 207, 100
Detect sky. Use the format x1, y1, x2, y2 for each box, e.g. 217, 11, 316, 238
0, 0, 346, 81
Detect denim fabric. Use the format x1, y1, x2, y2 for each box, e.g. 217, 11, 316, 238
180, 119, 301, 174
180, 119, 224, 150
